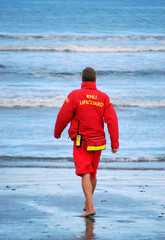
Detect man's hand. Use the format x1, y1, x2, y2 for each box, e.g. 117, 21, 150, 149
111, 148, 119, 153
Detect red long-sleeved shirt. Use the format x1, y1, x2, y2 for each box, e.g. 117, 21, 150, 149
54, 81, 119, 149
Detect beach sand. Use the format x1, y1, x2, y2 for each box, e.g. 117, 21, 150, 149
0, 161, 165, 240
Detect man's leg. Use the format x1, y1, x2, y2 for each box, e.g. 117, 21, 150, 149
83, 150, 101, 212
80, 173, 96, 217
83, 175, 97, 211
91, 175, 97, 194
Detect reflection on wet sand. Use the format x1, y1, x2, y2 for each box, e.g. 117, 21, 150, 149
80, 216, 96, 240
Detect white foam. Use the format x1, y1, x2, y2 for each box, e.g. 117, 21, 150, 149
0, 96, 164, 108
114, 100, 165, 108
101, 156, 165, 162
0, 95, 65, 108
0, 45, 165, 52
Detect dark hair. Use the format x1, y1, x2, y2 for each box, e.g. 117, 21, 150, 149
82, 67, 96, 82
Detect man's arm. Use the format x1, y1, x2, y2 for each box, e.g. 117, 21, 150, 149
104, 95, 119, 152
54, 93, 75, 138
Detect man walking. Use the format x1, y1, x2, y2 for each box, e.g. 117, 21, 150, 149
54, 67, 119, 217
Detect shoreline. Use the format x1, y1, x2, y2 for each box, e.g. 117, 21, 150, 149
0, 158, 165, 171
0, 165, 165, 239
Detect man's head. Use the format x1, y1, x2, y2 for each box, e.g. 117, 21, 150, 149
82, 67, 96, 82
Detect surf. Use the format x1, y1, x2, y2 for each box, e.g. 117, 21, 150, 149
0, 45, 165, 52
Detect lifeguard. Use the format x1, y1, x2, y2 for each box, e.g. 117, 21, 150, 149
54, 67, 119, 217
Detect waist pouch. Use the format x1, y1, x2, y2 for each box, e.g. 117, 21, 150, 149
84, 136, 106, 151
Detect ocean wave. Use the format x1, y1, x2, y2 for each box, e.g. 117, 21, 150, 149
96, 69, 165, 77
0, 95, 65, 108
0, 64, 6, 68
0, 45, 165, 52
1, 69, 165, 78
0, 68, 165, 79
0, 155, 164, 162
0, 33, 165, 41
114, 100, 165, 108
0, 96, 164, 108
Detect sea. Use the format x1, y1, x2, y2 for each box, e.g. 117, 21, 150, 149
0, 0, 165, 167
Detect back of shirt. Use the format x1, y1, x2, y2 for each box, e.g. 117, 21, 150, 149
69, 86, 106, 138
54, 81, 119, 149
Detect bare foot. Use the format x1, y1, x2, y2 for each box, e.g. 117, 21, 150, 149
80, 210, 96, 218
83, 201, 88, 211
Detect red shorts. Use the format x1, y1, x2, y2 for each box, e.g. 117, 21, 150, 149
73, 140, 101, 180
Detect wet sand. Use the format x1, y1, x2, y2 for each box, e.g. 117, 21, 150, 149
0, 162, 165, 240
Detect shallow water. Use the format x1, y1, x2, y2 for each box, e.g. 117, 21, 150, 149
0, 0, 165, 160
